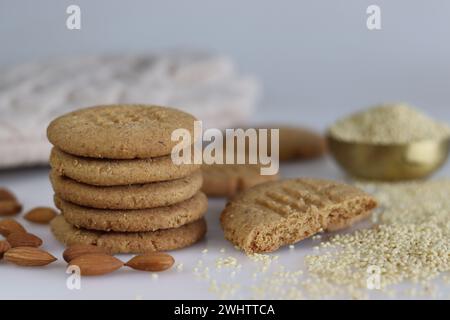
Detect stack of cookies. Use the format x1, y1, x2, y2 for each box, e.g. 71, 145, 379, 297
47, 104, 207, 254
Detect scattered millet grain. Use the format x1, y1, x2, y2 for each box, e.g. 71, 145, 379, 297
216, 256, 238, 269
329, 103, 450, 144
191, 180, 449, 299
209, 280, 241, 299
305, 180, 450, 291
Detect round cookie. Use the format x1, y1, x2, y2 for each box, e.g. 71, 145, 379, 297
54, 192, 208, 232
50, 147, 201, 186
222, 125, 326, 161
220, 178, 377, 254
47, 104, 198, 159
50, 170, 203, 209
263, 126, 327, 161
51, 215, 207, 254
202, 164, 279, 198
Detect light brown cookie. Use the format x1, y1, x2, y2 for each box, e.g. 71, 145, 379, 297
325, 209, 373, 232
201, 164, 279, 198
50, 170, 203, 210
47, 104, 198, 159
54, 192, 208, 232
222, 125, 326, 161
263, 126, 327, 161
51, 215, 207, 254
50, 147, 200, 186
220, 178, 377, 254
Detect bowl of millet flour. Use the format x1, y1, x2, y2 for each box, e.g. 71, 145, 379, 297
327, 103, 450, 180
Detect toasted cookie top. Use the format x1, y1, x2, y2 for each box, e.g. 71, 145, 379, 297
47, 104, 197, 159
220, 178, 377, 254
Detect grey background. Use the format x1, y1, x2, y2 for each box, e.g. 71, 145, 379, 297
1, 0, 449, 128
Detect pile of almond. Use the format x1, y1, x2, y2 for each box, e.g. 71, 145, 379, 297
0, 218, 56, 266
63, 244, 175, 276
0, 187, 58, 266
1, 187, 176, 276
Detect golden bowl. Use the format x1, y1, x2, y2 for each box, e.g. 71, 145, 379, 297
327, 135, 450, 181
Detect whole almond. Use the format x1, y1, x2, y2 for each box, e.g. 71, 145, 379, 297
24, 207, 57, 224
0, 188, 17, 201
4, 247, 57, 266
0, 240, 11, 259
125, 252, 175, 272
7, 232, 43, 248
63, 244, 106, 263
69, 254, 124, 276
0, 219, 27, 237
0, 200, 22, 216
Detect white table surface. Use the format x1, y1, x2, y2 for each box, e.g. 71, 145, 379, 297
1, 154, 449, 300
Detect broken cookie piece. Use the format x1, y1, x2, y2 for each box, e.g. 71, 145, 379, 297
220, 178, 377, 253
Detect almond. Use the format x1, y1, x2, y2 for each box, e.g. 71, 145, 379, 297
125, 252, 175, 272
0, 188, 21, 216
24, 207, 58, 224
7, 232, 43, 248
69, 254, 124, 276
4, 247, 57, 266
63, 244, 106, 262
0, 219, 27, 237
0, 188, 16, 201
0, 240, 11, 259
0, 200, 22, 216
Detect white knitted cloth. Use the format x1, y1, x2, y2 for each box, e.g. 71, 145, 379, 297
0, 52, 260, 168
